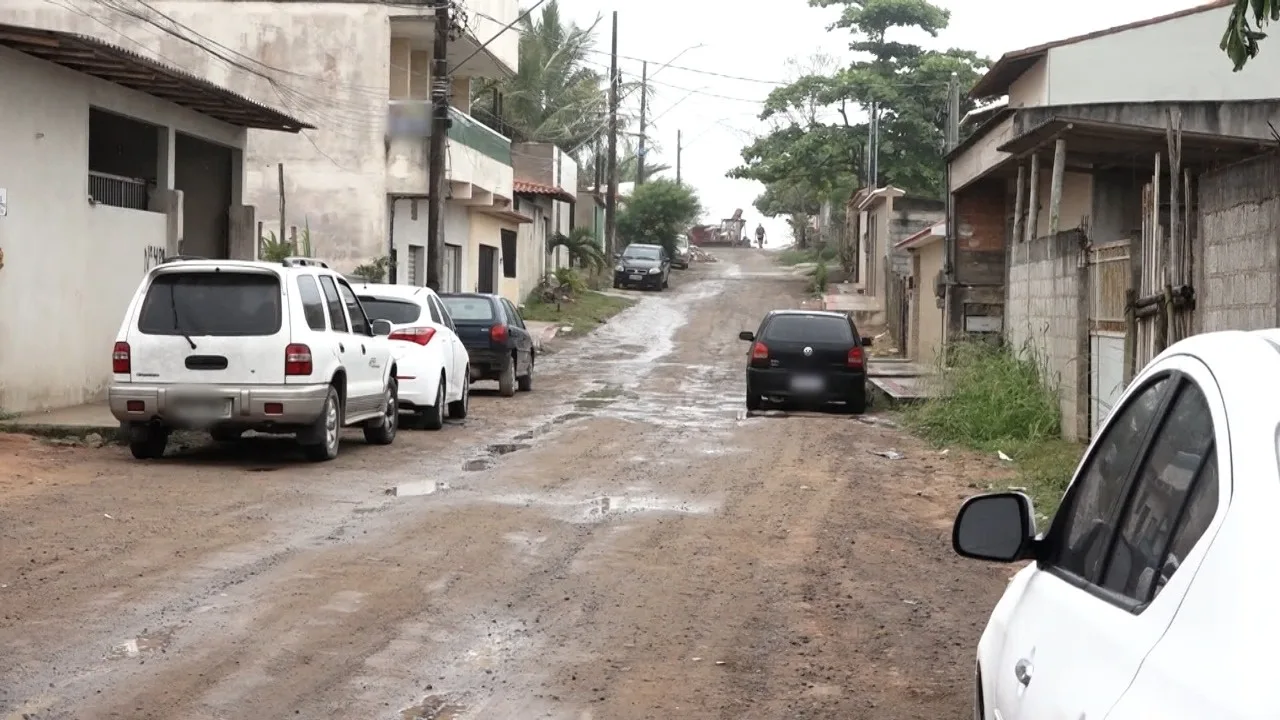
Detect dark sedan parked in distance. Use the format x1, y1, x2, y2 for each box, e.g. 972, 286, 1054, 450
439, 292, 535, 397
613, 243, 670, 290
739, 310, 872, 413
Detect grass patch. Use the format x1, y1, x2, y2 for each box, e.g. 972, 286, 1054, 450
775, 245, 838, 266
902, 340, 1084, 519
520, 291, 634, 336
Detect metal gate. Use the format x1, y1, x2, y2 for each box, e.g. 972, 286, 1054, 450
1089, 240, 1130, 432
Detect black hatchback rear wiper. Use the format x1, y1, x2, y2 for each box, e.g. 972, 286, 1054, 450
169, 285, 197, 350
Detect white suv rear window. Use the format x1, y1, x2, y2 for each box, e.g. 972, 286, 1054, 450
138, 272, 281, 336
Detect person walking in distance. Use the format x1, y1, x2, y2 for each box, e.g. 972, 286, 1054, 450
755, 223, 765, 248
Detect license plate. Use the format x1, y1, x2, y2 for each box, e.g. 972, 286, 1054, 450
629, 274, 643, 280
175, 397, 231, 419
790, 374, 824, 392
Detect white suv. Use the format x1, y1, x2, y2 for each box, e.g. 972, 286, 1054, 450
108, 257, 399, 461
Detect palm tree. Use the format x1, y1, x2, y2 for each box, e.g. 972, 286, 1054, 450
547, 227, 606, 270
473, 1, 604, 149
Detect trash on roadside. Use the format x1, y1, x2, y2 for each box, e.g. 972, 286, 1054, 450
939, 449, 950, 456
997, 450, 1014, 462
103, 513, 115, 520
869, 449, 905, 460
691, 657, 702, 662
715, 660, 726, 666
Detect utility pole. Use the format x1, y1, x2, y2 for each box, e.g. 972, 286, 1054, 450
277, 163, 285, 248
425, 0, 451, 289
675, 129, 682, 185
942, 71, 960, 341
636, 60, 647, 185
604, 10, 619, 258
868, 102, 879, 188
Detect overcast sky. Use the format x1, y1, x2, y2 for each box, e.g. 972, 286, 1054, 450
547, 0, 1210, 245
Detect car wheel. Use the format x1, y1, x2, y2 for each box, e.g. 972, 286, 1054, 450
974, 667, 985, 720
448, 369, 470, 419
498, 356, 517, 397
302, 385, 342, 461
129, 424, 169, 459
210, 427, 243, 443
420, 375, 446, 430
363, 378, 399, 444
517, 355, 533, 392
745, 381, 761, 411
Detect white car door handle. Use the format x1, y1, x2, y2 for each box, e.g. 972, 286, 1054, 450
1014, 659, 1033, 686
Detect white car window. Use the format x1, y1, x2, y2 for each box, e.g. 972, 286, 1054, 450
1101, 383, 1216, 602
1048, 375, 1174, 583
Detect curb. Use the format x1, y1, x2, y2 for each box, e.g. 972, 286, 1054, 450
0, 422, 127, 445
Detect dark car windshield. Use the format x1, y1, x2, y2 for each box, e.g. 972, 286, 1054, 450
359, 297, 421, 324
763, 314, 854, 343
622, 246, 661, 261
138, 272, 281, 336
441, 296, 495, 321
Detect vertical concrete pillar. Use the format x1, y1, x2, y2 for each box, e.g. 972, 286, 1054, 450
228, 204, 256, 260
156, 125, 175, 191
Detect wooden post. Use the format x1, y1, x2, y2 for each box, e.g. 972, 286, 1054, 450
1012, 163, 1026, 258
1048, 138, 1067, 239
1025, 153, 1040, 244
1166, 109, 1183, 343
1123, 288, 1137, 384
277, 163, 285, 245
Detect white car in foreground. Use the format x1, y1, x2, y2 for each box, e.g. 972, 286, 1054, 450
350, 283, 469, 429
953, 329, 1280, 719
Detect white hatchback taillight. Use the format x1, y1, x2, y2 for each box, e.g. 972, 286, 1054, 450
285, 343, 312, 376
112, 342, 130, 374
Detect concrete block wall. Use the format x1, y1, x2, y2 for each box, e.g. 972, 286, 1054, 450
1198, 154, 1280, 332
1006, 233, 1085, 441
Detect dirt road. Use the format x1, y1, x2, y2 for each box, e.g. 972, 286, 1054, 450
0, 249, 1008, 719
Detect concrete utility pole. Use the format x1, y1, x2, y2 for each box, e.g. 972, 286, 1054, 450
675, 129, 682, 185
425, 0, 451, 289
636, 60, 647, 185
604, 11, 619, 258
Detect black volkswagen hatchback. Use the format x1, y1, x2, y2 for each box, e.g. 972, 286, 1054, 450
738, 310, 872, 413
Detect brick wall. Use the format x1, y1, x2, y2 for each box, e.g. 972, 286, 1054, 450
1198, 154, 1280, 332
1006, 232, 1086, 441
947, 179, 1008, 340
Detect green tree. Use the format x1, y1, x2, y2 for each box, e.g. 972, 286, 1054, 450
729, 0, 987, 228
1222, 0, 1279, 70
616, 179, 701, 255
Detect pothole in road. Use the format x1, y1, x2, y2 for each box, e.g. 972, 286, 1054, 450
488, 442, 529, 455
577, 495, 718, 522
387, 481, 451, 497
107, 625, 177, 659
462, 458, 493, 471
401, 695, 466, 719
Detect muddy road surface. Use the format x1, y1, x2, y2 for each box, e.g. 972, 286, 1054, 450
0, 249, 1008, 719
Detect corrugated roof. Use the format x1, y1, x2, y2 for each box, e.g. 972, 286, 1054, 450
969, 1, 1233, 99
513, 179, 576, 203
0, 21, 311, 132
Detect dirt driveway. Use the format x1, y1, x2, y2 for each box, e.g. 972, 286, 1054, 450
0, 248, 1008, 719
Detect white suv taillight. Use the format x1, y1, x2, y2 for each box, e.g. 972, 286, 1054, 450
285, 343, 312, 375
112, 342, 130, 374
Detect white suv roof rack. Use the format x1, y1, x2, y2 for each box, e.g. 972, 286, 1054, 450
281, 257, 329, 268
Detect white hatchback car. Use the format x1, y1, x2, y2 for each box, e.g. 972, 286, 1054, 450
109, 257, 399, 461
953, 329, 1280, 719
348, 282, 470, 429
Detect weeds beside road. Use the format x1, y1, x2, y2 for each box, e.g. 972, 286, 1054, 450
903, 341, 1084, 518
521, 289, 634, 337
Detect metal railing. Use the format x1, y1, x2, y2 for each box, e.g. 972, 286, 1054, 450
386, 101, 513, 164
88, 170, 150, 210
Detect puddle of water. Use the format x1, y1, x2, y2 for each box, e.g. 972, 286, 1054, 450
389, 481, 450, 497
487, 442, 529, 455
107, 626, 176, 659
486, 493, 718, 523
401, 695, 466, 719
462, 458, 492, 471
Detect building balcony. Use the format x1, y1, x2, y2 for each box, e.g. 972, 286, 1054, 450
388, 1, 518, 80
386, 101, 514, 204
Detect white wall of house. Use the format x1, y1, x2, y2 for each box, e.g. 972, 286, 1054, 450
950, 115, 1015, 192
1, 1, 392, 271
1049, 6, 1280, 104
513, 196, 549, 301
0, 46, 247, 413
1008, 58, 1048, 107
